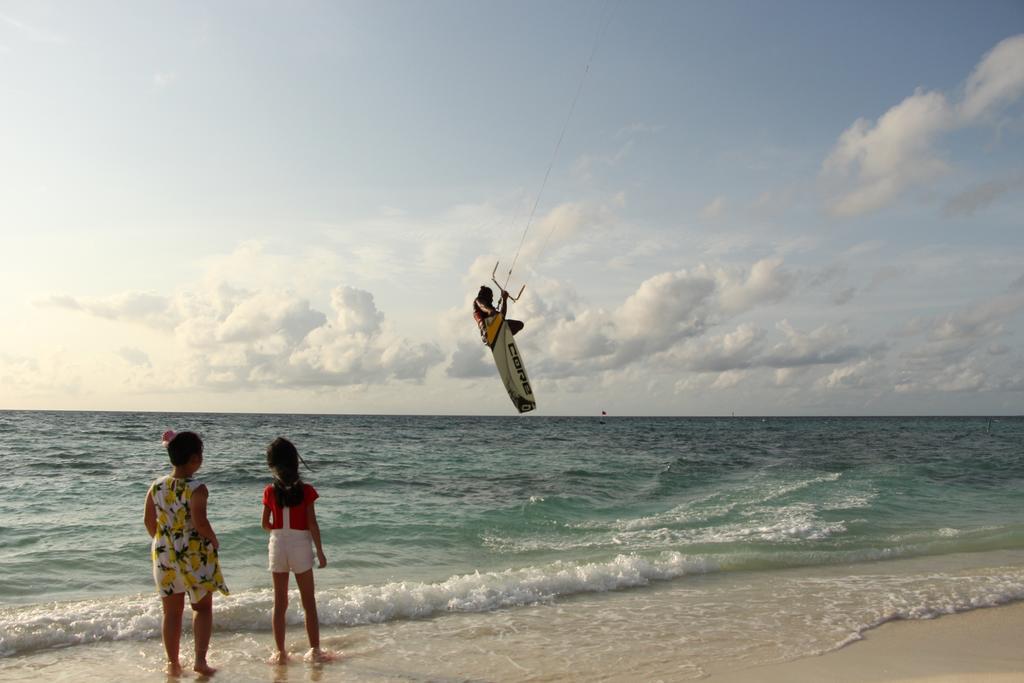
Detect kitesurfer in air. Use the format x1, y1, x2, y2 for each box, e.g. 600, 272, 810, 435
473, 285, 524, 343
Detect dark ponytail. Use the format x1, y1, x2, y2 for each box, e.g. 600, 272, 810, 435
266, 437, 304, 507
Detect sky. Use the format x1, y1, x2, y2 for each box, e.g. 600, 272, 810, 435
1, 0, 1023, 416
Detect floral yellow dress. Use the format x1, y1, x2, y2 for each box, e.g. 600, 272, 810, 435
150, 476, 229, 602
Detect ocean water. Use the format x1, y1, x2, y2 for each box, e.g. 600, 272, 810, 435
1, 412, 1023, 680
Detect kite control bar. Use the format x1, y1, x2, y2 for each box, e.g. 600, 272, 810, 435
492, 261, 526, 302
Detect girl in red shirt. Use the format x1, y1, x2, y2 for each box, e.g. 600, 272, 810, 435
262, 437, 328, 664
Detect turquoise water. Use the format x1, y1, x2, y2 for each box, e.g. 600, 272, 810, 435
1, 412, 1023, 664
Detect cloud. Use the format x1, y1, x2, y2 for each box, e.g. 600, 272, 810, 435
0, 11, 65, 44
116, 347, 151, 367
445, 340, 494, 379
37, 291, 173, 327
819, 359, 881, 390
866, 265, 907, 292
572, 141, 634, 183
943, 173, 1024, 217
822, 33, 1024, 217
514, 197, 623, 270
153, 71, 178, 89
679, 323, 765, 372
927, 289, 1024, 343
823, 89, 953, 217
762, 321, 875, 369
329, 287, 383, 337
700, 196, 726, 220
44, 281, 444, 390
959, 34, 1024, 121
715, 257, 796, 314
710, 369, 747, 390
889, 280, 1024, 395
831, 287, 856, 305
613, 269, 716, 353
278, 286, 443, 386
214, 292, 326, 344
615, 122, 665, 137
546, 308, 615, 361
468, 255, 813, 387
932, 361, 988, 393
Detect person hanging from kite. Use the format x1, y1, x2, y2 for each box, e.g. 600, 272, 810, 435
471, 269, 535, 413
473, 285, 524, 344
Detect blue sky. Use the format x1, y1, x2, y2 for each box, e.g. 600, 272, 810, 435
1, 1, 1022, 414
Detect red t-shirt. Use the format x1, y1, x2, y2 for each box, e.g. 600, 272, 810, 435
262, 483, 319, 530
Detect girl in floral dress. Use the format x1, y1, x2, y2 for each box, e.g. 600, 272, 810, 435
144, 430, 229, 676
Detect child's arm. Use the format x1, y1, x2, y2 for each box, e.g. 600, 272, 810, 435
143, 489, 157, 538
306, 503, 327, 568
262, 504, 273, 531
190, 485, 220, 550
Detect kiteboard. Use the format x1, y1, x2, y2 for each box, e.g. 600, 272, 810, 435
483, 312, 535, 413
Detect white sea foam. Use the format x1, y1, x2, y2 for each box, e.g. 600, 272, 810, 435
746, 472, 842, 505
4, 556, 1024, 666
0, 553, 713, 658
496, 501, 849, 553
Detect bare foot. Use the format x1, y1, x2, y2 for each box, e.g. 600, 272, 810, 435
268, 651, 289, 665
193, 660, 217, 676
304, 647, 336, 663
164, 661, 183, 676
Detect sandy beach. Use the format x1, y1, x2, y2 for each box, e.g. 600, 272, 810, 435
2, 590, 1021, 682
711, 601, 1024, 683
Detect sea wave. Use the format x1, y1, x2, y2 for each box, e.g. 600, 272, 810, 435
5, 549, 1024, 660
0, 553, 713, 657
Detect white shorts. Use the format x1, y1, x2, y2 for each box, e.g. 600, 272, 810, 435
268, 508, 314, 574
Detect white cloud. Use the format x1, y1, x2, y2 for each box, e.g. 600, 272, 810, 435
927, 289, 1024, 343
820, 359, 879, 389
547, 308, 615, 361
959, 34, 1024, 122
678, 323, 765, 372
822, 33, 1024, 217
214, 292, 325, 344
762, 320, 874, 369
37, 291, 173, 327
445, 340, 493, 379
823, 89, 953, 217
710, 369, 746, 390
329, 287, 384, 337
614, 269, 716, 349
42, 280, 444, 391
515, 198, 621, 271
715, 257, 796, 314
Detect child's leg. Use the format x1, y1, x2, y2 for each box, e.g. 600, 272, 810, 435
294, 569, 320, 651
190, 592, 216, 675
160, 593, 186, 674
271, 572, 290, 660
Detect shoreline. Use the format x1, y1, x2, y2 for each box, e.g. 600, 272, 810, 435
711, 600, 1024, 682
1, 596, 1022, 681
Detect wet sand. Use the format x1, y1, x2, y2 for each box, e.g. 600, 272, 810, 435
711, 601, 1024, 682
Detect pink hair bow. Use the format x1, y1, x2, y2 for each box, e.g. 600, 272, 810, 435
161, 430, 177, 447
